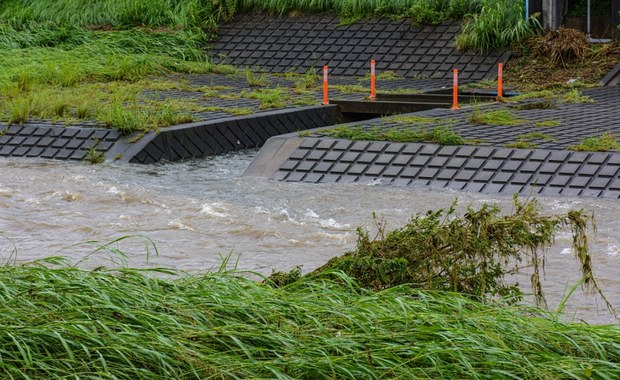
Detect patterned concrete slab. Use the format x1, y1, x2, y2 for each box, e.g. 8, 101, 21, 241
248, 136, 620, 198
0, 123, 120, 161
213, 14, 507, 81
245, 86, 620, 199
599, 59, 620, 86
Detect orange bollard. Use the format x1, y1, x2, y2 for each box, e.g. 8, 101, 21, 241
497, 63, 503, 98
370, 59, 376, 100
451, 69, 459, 110
323, 66, 329, 105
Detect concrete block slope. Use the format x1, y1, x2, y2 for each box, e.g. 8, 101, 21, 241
213, 14, 506, 81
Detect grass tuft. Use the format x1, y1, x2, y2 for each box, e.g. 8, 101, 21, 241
318, 124, 465, 145
533, 119, 561, 128
567, 132, 620, 152
468, 108, 526, 126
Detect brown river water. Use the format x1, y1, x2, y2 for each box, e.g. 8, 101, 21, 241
1, 152, 619, 324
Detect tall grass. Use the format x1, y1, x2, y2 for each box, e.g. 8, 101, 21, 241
0, 261, 618, 379
0, 0, 240, 133
0, 0, 236, 30
237, 0, 484, 23
456, 0, 541, 52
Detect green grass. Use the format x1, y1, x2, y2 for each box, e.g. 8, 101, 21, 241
312, 197, 606, 308
562, 89, 596, 104
512, 101, 555, 110
510, 90, 556, 101
0, 0, 551, 133
534, 119, 561, 127
0, 199, 618, 378
0, 0, 240, 133
468, 108, 527, 126
84, 146, 105, 164
505, 132, 555, 149
455, 0, 541, 52
238, 0, 481, 22
0, 0, 235, 30
389, 115, 447, 125
0, 259, 619, 379
568, 132, 620, 152
318, 124, 465, 145
245, 88, 286, 109
505, 141, 537, 149
517, 132, 555, 141
245, 69, 268, 87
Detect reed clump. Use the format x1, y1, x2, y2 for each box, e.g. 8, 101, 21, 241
312, 197, 608, 309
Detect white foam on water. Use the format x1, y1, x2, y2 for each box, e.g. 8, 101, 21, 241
304, 209, 320, 219
254, 206, 270, 215
548, 199, 583, 212
317, 230, 352, 244
200, 203, 231, 219
605, 245, 620, 257
366, 178, 383, 186
107, 186, 122, 195
271, 209, 303, 225
168, 220, 194, 231
319, 218, 351, 231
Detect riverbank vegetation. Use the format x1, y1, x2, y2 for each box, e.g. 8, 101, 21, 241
0, 0, 546, 134
1, 199, 619, 379
2, 265, 619, 379
0, 0, 240, 133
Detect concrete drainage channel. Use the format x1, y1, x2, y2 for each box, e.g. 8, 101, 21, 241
334, 92, 500, 121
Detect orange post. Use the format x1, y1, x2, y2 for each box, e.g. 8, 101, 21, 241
370, 59, 376, 100
497, 63, 503, 98
323, 66, 329, 105
451, 69, 459, 110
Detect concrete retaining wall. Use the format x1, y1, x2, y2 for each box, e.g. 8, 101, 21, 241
0, 106, 341, 164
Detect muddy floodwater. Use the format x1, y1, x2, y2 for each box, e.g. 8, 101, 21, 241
1, 152, 619, 324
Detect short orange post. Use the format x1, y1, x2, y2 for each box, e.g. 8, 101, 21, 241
323, 66, 329, 105
370, 59, 376, 100
451, 69, 459, 110
497, 63, 503, 98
